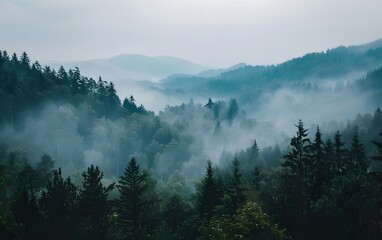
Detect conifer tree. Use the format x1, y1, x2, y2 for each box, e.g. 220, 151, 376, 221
39, 168, 78, 240
324, 138, 335, 177
282, 120, 311, 216
334, 131, 349, 173
249, 139, 260, 167
310, 126, 328, 197
197, 159, 222, 220
283, 120, 311, 179
350, 127, 368, 171
204, 98, 214, 119
79, 165, 114, 240
227, 157, 246, 213
117, 157, 149, 240
227, 98, 239, 125
57, 66, 68, 86
20, 52, 30, 69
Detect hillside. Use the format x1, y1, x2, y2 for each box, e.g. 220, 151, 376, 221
1, 46, 382, 240
160, 40, 382, 102
45, 54, 211, 82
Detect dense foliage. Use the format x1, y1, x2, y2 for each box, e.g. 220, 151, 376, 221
1, 50, 382, 239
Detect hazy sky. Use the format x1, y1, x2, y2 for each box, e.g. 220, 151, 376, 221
1, 0, 382, 68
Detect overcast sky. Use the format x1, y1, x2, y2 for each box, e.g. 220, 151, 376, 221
1, 0, 382, 68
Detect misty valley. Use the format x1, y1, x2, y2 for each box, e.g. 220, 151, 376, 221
1, 41, 382, 240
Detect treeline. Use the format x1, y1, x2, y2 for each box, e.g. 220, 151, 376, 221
161, 41, 382, 100
0, 51, 194, 176
0, 50, 150, 130
1, 119, 382, 239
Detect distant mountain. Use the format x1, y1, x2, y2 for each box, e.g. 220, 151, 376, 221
195, 63, 247, 78
45, 54, 211, 82
159, 39, 382, 100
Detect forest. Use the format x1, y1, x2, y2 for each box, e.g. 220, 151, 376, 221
1, 50, 382, 240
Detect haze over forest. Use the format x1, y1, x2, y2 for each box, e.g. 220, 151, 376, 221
1, 1, 382, 239
1, 39, 382, 239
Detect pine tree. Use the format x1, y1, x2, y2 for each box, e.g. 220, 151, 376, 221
39, 168, 78, 240
324, 139, 335, 177
334, 131, 349, 173
79, 165, 114, 240
350, 127, 368, 171
227, 98, 239, 125
204, 98, 214, 119
117, 157, 149, 240
283, 120, 311, 178
20, 52, 30, 69
57, 66, 68, 86
249, 139, 260, 167
226, 157, 246, 213
197, 159, 222, 220
310, 126, 328, 197
282, 120, 311, 216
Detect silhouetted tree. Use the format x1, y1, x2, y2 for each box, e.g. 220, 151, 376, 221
117, 157, 149, 240
282, 120, 311, 219
226, 157, 246, 213
350, 127, 368, 171
227, 98, 239, 125
79, 165, 114, 240
310, 126, 328, 198
196, 159, 222, 220
39, 169, 78, 240
204, 98, 214, 119
334, 131, 349, 173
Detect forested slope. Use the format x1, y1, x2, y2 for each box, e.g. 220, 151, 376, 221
1, 49, 382, 239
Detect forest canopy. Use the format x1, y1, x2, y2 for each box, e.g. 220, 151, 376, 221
1, 50, 382, 239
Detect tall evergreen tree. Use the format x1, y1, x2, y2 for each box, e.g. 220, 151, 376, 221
227, 98, 239, 125
283, 120, 311, 179
20, 52, 30, 69
57, 66, 68, 86
204, 98, 214, 119
196, 159, 222, 220
334, 131, 349, 173
249, 139, 260, 167
117, 157, 149, 240
226, 157, 246, 213
39, 169, 78, 240
310, 126, 328, 197
350, 127, 368, 171
79, 165, 114, 240
282, 120, 311, 217
324, 138, 335, 177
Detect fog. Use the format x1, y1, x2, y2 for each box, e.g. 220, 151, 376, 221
0, 57, 379, 186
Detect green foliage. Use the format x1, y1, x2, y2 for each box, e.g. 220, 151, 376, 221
350, 127, 368, 171
39, 168, 78, 240
226, 157, 246, 213
117, 157, 149, 240
196, 160, 223, 220
311, 171, 382, 240
282, 120, 311, 178
79, 165, 114, 240
199, 202, 285, 240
